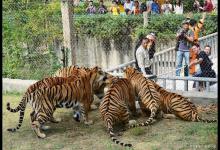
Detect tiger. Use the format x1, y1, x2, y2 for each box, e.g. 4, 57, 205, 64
54, 65, 115, 118
99, 77, 137, 147
54, 65, 90, 78
123, 67, 162, 128
6, 75, 79, 131
7, 67, 108, 138
150, 80, 217, 123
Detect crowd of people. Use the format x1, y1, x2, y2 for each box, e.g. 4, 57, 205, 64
134, 11, 216, 91
82, 0, 216, 15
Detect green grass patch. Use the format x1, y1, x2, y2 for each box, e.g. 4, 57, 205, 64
3, 94, 218, 150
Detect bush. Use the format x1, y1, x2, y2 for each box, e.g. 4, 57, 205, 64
74, 13, 217, 42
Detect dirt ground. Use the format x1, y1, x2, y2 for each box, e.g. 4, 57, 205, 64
3, 93, 218, 150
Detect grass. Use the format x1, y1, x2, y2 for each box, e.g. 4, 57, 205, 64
3, 93, 218, 150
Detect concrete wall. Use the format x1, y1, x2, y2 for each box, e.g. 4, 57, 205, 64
55, 35, 176, 70
3, 78, 217, 104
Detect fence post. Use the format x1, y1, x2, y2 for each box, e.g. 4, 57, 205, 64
61, 46, 66, 67
61, 0, 76, 65
143, 11, 148, 27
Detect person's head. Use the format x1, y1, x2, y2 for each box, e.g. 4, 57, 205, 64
134, 0, 139, 6
191, 43, 200, 54
204, 45, 212, 55
189, 19, 197, 27
141, 38, 149, 49
126, 0, 131, 3
99, 0, 104, 5
125, 9, 132, 15
146, 33, 156, 43
176, 0, 182, 5
112, 0, 117, 6
182, 20, 190, 30
89, 0, 93, 6
165, 0, 170, 4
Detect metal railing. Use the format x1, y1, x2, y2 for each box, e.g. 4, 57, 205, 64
105, 32, 218, 75
105, 33, 218, 95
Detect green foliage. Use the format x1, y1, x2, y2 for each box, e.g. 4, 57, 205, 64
74, 13, 217, 42
3, 0, 217, 80
129, 127, 146, 136
3, 0, 62, 80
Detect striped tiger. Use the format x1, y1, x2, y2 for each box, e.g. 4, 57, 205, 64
54, 65, 111, 100
6, 75, 79, 130
124, 67, 162, 128
54, 65, 90, 78
7, 67, 108, 138
54, 66, 114, 111
151, 81, 217, 123
99, 77, 137, 147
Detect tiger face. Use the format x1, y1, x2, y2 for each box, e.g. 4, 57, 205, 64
123, 67, 137, 79
90, 67, 114, 99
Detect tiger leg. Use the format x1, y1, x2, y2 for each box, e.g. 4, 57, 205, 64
162, 113, 177, 119
80, 104, 93, 125
31, 112, 51, 138
139, 101, 151, 117
50, 116, 62, 123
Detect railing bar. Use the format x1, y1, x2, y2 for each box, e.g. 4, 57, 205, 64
163, 79, 166, 88
172, 79, 176, 90
184, 80, 188, 91
196, 81, 199, 91
206, 81, 210, 92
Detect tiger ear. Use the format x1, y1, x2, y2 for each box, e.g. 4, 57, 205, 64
91, 66, 99, 72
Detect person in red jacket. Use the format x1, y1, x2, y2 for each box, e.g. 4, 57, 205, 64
199, 0, 214, 12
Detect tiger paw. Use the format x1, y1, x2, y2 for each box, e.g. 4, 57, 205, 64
37, 133, 46, 139
84, 120, 94, 125
90, 104, 98, 110
129, 120, 137, 126
40, 125, 51, 131
50, 117, 62, 123
117, 132, 123, 136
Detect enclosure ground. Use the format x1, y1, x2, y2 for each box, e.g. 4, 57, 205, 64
3, 94, 217, 150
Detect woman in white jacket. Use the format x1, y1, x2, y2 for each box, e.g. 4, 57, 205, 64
173, 0, 183, 14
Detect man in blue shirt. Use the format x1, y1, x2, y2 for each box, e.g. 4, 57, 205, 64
176, 20, 194, 76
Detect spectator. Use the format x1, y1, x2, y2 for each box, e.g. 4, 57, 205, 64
189, 12, 206, 44
173, 0, 183, 14
193, 0, 201, 12
86, 1, 96, 14
151, 0, 160, 14
124, 0, 134, 13
161, 0, 172, 14
132, 0, 141, 15
203, 45, 212, 56
146, 0, 154, 13
134, 33, 156, 75
199, 0, 214, 12
110, 0, 120, 15
188, 12, 206, 75
140, 0, 147, 13
175, 20, 194, 76
190, 44, 216, 91
97, 0, 108, 14
117, 0, 126, 15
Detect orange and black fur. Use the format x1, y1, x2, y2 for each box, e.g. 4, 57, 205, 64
151, 81, 217, 123
124, 67, 162, 128
99, 77, 137, 147
7, 67, 108, 138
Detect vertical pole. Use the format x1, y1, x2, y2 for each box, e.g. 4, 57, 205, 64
61, 0, 76, 65
143, 11, 148, 27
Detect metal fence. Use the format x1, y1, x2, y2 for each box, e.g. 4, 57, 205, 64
106, 32, 218, 95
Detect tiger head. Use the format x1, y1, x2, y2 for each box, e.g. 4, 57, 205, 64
88, 66, 114, 99
123, 67, 139, 79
